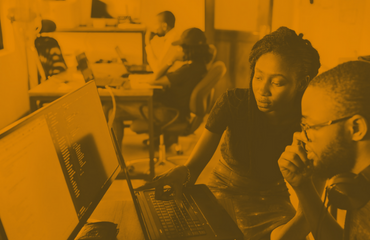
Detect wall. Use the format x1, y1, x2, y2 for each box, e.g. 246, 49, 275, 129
140, 0, 205, 34
272, 0, 370, 72
0, 0, 30, 130
37, 0, 205, 68
208, 0, 272, 92
214, 0, 260, 32
53, 31, 143, 67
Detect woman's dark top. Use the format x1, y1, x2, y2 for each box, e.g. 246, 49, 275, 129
154, 61, 207, 118
205, 88, 301, 184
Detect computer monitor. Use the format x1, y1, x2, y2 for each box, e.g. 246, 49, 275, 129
0, 81, 120, 240
91, 0, 114, 19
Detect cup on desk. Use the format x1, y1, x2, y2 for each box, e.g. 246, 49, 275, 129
123, 80, 132, 90
105, 18, 118, 26
92, 19, 106, 28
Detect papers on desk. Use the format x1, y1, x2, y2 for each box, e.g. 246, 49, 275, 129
128, 74, 162, 89
52, 72, 85, 82
91, 63, 128, 78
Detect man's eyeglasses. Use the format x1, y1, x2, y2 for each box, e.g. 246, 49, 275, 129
300, 115, 354, 142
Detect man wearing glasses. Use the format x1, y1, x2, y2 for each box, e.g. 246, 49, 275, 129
277, 61, 370, 240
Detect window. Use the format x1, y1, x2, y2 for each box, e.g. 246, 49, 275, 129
0, 8, 3, 50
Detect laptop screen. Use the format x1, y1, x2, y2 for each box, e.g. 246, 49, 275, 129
0, 82, 120, 240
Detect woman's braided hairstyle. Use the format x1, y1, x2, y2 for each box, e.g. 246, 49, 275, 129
249, 26, 321, 90
245, 26, 321, 172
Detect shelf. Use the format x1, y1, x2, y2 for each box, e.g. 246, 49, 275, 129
57, 24, 146, 33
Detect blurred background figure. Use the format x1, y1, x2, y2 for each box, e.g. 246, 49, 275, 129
145, 11, 178, 73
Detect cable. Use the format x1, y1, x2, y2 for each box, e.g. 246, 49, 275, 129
105, 85, 116, 130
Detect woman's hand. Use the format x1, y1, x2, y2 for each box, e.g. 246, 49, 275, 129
278, 132, 313, 188
135, 165, 190, 207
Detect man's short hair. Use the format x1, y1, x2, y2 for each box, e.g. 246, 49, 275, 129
157, 11, 175, 29
309, 61, 370, 117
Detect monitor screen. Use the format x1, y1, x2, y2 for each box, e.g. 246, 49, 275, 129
0, 82, 120, 240
91, 0, 114, 18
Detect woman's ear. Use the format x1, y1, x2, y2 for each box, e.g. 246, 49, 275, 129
298, 75, 311, 92
161, 22, 168, 32
350, 115, 368, 141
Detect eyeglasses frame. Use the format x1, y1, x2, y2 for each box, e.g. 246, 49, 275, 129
300, 115, 354, 142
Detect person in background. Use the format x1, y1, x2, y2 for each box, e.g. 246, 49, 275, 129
278, 61, 370, 240
111, 28, 212, 151
145, 11, 178, 73
137, 26, 321, 240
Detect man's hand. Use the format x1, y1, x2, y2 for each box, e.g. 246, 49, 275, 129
135, 165, 189, 207
145, 31, 157, 45
278, 132, 313, 188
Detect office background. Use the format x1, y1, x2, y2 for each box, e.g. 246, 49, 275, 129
1, 0, 370, 131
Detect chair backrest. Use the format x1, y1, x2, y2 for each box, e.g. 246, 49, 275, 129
185, 61, 226, 134
34, 36, 67, 79
206, 44, 217, 70
133, 61, 226, 136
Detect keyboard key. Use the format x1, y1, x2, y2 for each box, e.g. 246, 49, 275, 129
148, 195, 208, 237
185, 231, 193, 237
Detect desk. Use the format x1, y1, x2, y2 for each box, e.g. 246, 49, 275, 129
28, 70, 155, 179
87, 180, 146, 240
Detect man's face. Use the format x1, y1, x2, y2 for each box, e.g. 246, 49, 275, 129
154, 15, 167, 37
301, 86, 355, 178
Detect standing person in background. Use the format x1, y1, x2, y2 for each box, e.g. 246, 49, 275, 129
137, 27, 322, 240
278, 61, 370, 240
145, 11, 178, 73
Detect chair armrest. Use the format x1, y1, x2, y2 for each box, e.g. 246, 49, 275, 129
138, 104, 181, 130
159, 106, 180, 130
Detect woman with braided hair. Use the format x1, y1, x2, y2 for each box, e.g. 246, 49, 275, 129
137, 26, 321, 239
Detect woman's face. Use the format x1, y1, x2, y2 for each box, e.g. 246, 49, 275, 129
252, 52, 300, 116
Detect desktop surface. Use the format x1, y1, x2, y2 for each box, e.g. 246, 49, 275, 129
88, 179, 146, 240
28, 67, 154, 98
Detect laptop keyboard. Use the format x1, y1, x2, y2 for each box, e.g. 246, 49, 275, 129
148, 193, 206, 239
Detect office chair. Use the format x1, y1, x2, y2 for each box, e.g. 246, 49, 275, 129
129, 61, 227, 175
34, 19, 67, 81
207, 44, 217, 70
139, 43, 218, 148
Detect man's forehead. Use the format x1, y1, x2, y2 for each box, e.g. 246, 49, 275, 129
156, 14, 164, 22
302, 86, 336, 121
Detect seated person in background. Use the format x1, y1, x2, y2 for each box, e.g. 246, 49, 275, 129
111, 27, 212, 151
278, 61, 370, 240
136, 26, 321, 240
145, 11, 178, 73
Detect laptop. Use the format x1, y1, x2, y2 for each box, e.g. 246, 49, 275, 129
110, 131, 244, 240
0, 81, 242, 240
0, 82, 121, 240
76, 52, 127, 88
115, 46, 153, 74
